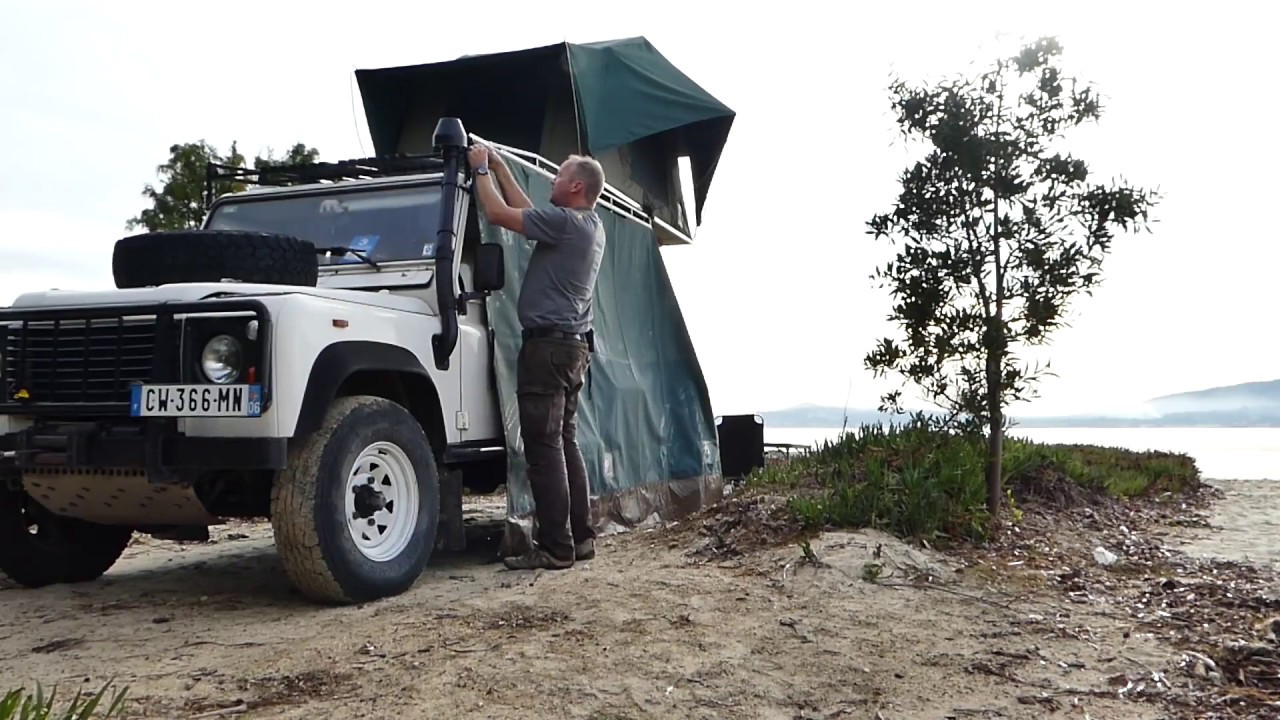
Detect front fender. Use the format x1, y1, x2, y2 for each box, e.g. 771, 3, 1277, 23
294, 341, 436, 436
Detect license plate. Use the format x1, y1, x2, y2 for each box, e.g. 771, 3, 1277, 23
129, 384, 263, 418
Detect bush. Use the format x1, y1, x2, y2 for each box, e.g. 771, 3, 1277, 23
0, 681, 127, 720
747, 418, 1202, 544
1003, 439, 1200, 498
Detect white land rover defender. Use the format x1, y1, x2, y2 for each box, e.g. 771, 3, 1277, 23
0, 119, 540, 605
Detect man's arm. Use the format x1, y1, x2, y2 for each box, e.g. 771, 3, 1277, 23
472, 170, 525, 234
491, 154, 533, 210
468, 144, 568, 242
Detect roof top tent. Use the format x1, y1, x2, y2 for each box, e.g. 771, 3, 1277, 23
356, 38, 734, 553
354, 36, 735, 245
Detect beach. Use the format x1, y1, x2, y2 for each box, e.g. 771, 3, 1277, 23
1175, 478, 1280, 569
0, 476, 1275, 718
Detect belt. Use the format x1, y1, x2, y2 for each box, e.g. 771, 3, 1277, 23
522, 328, 586, 342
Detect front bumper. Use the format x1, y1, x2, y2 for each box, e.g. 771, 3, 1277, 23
0, 421, 287, 473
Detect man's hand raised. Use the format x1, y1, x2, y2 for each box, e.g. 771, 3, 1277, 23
467, 143, 490, 170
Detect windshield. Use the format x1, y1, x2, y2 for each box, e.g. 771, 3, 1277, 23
206, 184, 444, 266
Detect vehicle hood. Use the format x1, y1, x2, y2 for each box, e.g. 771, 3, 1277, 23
5, 282, 435, 315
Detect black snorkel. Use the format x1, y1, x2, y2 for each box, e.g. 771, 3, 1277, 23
430, 117, 467, 371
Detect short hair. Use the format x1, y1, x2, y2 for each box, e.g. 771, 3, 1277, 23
567, 154, 605, 205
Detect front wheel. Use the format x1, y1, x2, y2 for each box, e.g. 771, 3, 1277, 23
270, 396, 440, 604
0, 486, 134, 589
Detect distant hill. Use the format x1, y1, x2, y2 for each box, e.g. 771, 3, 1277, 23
747, 404, 895, 429
1148, 379, 1280, 415
748, 377, 1280, 429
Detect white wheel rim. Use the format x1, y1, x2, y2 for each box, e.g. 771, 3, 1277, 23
344, 441, 419, 563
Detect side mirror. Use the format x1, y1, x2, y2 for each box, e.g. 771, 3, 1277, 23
473, 243, 505, 293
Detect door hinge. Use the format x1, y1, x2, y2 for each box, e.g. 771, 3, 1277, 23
455, 411, 470, 431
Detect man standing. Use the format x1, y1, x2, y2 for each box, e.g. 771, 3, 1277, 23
467, 142, 607, 570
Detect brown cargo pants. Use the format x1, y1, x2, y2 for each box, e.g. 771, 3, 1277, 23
516, 333, 595, 562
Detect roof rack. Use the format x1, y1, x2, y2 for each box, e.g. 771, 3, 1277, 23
199, 136, 694, 245
472, 133, 694, 245
203, 153, 447, 208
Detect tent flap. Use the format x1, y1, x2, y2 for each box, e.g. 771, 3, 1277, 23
478, 157, 724, 553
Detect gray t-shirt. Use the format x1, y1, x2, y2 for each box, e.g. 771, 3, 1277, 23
516, 205, 607, 334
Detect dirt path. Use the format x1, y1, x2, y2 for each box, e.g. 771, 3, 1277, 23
0, 495, 1180, 719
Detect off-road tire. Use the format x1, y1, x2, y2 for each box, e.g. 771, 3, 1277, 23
112, 229, 318, 289
270, 396, 440, 605
0, 487, 134, 589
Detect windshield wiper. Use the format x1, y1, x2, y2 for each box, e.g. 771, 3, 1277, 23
315, 246, 381, 270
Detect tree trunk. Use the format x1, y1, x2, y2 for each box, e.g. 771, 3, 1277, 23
985, 411, 1003, 520
987, 66, 1007, 526
985, 352, 1004, 522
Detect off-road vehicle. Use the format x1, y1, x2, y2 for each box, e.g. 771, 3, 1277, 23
0, 36, 733, 605
0, 120, 543, 604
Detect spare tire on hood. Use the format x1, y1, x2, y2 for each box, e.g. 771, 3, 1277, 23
112, 229, 319, 289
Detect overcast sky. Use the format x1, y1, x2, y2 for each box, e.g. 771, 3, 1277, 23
0, 0, 1273, 418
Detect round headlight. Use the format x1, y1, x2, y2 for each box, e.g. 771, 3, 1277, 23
201, 335, 242, 384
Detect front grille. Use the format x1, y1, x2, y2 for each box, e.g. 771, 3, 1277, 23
2, 317, 159, 405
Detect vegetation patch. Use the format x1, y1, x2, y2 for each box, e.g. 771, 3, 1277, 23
743, 418, 1204, 546
0, 681, 127, 720
1004, 441, 1201, 500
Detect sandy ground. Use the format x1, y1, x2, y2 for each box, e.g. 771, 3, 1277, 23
0, 482, 1272, 719
1174, 478, 1280, 569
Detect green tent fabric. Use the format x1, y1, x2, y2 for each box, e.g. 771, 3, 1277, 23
564, 38, 733, 173
354, 37, 735, 237
480, 157, 723, 550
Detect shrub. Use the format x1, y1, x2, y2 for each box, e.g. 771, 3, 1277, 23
1002, 439, 1200, 498
747, 418, 1201, 544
